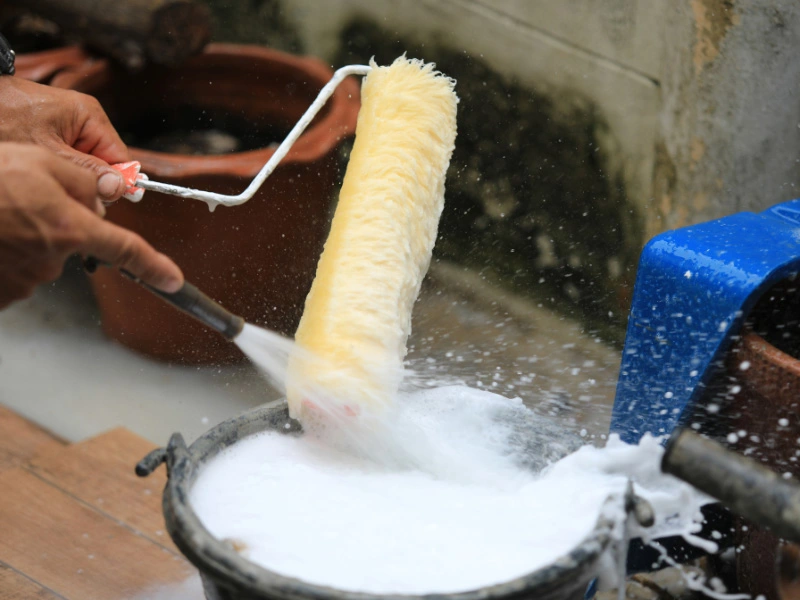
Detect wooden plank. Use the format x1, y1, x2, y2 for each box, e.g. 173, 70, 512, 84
27, 428, 176, 552
0, 561, 62, 599
0, 468, 192, 600
0, 406, 64, 475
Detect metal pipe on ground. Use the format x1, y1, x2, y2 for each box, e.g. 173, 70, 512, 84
662, 429, 800, 544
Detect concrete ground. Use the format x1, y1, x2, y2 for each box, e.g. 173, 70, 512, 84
0, 258, 621, 446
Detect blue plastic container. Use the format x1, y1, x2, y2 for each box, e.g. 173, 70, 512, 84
611, 199, 800, 442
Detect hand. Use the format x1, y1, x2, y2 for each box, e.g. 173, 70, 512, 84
0, 143, 183, 309
0, 76, 129, 205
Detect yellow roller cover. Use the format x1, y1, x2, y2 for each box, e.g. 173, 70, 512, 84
286, 55, 458, 421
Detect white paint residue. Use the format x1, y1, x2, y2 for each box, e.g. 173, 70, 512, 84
190, 386, 711, 595
129, 575, 204, 600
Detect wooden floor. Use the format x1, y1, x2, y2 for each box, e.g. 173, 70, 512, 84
0, 406, 195, 599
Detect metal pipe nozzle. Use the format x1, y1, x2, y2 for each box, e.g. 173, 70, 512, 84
84, 256, 244, 340
131, 275, 245, 340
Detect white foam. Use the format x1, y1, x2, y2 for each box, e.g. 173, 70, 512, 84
228, 325, 723, 595
190, 386, 711, 595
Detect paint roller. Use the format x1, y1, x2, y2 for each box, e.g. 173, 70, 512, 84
91, 54, 458, 421
84, 64, 373, 340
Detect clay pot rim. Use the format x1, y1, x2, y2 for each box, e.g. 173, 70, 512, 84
740, 331, 800, 377
50, 43, 361, 179
732, 331, 800, 406
15, 45, 93, 84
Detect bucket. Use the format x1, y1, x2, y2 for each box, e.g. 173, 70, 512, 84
50, 44, 361, 364
137, 400, 616, 600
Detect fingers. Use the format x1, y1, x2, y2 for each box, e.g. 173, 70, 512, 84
0, 142, 102, 217
0, 79, 129, 205
74, 212, 184, 293
0, 141, 179, 310
42, 148, 108, 215
70, 93, 130, 166
3, 142, 181, 296
48, 90, 129, 203
50, 143, 124, 206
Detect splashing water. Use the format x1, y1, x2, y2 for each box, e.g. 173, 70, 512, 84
237, 324, 576, 478
190, 388, 713, 594
233, 323, 298, 393
214, 323, 731, 595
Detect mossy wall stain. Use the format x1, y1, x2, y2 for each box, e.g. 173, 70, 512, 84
337, 20, 640, 344
203, 0, 303, 53
691, 0, 738, 74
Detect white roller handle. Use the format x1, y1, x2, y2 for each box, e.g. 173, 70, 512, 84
114, 64, 371, 212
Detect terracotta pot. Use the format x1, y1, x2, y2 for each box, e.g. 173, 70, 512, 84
724, 329, 800, 600
15, 46, 92, 84
687, 276, 800, 598
51, 44, 360, 364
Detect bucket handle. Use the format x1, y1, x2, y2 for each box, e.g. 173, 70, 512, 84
136, 433, 192, 478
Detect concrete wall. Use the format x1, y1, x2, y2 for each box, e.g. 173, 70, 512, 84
286, 0, 662, 232
276, 0, 799, 233
655, 1, 800, 237
204, 0, 800, 336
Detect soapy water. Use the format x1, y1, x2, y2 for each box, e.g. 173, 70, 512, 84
236, 323, 579, 478
191, 324, 731, 595
190, 386, 712, 594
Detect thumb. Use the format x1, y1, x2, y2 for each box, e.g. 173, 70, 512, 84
76, 213, 185, 294
49, 141, 127, 203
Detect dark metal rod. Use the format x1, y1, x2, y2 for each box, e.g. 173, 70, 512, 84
662, 429, 800, 543
84, 256, 244, 340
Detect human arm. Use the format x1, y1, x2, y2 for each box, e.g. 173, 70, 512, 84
0, 76, 130, 204
0, 143, 183, 309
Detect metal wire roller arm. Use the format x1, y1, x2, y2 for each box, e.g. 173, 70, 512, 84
136, 64, 372, 210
